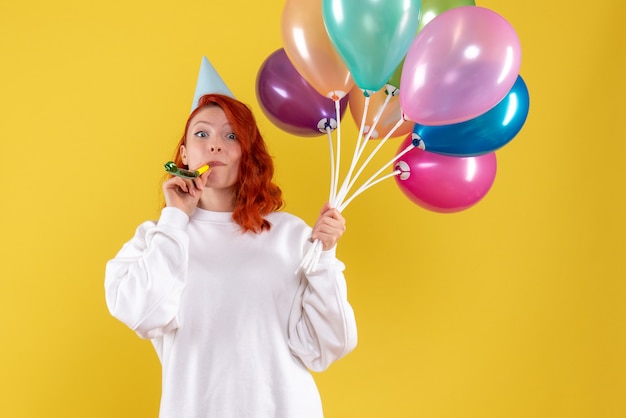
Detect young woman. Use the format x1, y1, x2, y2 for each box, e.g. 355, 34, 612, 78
105, 94, 357, 417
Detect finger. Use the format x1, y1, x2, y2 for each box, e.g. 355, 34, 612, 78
312, 231, 339, 251
165, 177, 195, 196
312, 222, 345, 247
176, 180, 190, 194
316, 224, 344, 241
323, 208, 345, 224
320, 202, 331, 215
193, 175, 206, 190
320, 213, 346, 233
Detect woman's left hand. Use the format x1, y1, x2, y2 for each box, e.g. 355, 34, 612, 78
311, 203, 346, 251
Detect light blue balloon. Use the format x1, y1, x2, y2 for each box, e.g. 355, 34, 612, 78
322, 0, 422, 93
413, 75, 530, 156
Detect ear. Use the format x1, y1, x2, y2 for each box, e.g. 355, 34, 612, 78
180, 144, 188, 166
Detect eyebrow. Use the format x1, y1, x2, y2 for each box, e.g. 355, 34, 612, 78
191, 120, 232, 130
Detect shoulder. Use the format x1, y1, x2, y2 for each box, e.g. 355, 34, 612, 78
265, 211, 311, 235
134, 219, 159, 236
266, 211, 307, 226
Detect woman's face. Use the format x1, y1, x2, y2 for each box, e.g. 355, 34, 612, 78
181, 106, 242, 192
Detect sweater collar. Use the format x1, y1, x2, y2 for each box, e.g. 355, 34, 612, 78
191, 207, 234, 223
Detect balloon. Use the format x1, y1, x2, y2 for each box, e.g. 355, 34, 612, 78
387, 60, 404, 90
387, 0, 475, 88
348, 86, 413, 139
281, 0, 354, 99
417, 0, 475, 32
414, 75, 530, 156
400, 6, 522, 126
255, 49, 348, 137
322, 0, 422, 92
394, 135, 497, 213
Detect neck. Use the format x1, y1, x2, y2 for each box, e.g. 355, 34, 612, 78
197, 187, 236, 212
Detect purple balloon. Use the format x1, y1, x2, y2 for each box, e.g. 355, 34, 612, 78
256, 48, 348, 137
394, 134, 497, 213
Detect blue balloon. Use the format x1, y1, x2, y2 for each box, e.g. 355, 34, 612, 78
413, 75, 530, 156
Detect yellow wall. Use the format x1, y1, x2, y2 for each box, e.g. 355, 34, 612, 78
1, 0, 624, 417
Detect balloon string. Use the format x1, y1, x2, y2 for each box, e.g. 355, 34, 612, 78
339, 142, 415, 212
355, 85, 396, 161
298, 239, 322, 274
331, 98, 342, 206
327, 127, 335, 203
309, 241, 323, 274
299, 99, 343, 275
300, 91, 405, 274
361, 87, 393, 146
335, 90, 399, 208
336, 116, 405, 209
332, 93, 370, 208
335, 90, 393, 206
339, 169, 402, 212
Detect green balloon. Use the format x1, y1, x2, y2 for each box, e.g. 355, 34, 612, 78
387, 0, 476, 88
418, 0, 476, 32
387, 58, 404, 89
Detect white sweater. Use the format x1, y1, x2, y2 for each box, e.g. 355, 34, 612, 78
105, 207, 357, 418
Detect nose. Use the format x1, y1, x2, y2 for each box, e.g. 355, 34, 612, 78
209, 145, 222, 152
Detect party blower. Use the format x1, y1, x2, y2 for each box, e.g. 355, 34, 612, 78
164, 161, 210, 179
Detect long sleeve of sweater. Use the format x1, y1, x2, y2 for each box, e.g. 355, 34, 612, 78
104, 207, 189, 339
287, 248, 358, 372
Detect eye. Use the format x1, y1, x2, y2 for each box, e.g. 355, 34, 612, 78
194, 130, 208, 138
227, 133, 237, 140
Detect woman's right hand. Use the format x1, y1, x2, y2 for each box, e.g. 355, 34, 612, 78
163, 173, 208, 216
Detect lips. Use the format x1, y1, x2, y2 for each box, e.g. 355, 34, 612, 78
206, 161, 224, 167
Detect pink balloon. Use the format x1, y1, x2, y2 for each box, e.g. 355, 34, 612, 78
400, 6, 522, 126
394, 134, 497, 213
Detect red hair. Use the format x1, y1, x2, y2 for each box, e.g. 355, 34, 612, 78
167, 94, 284, 233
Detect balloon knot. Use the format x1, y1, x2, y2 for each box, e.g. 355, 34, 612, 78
326, 91, 346, 101
317, 118, 337, 133
395, 161, 411, 180
411, 133, 425, 150
385, 84, 399, 96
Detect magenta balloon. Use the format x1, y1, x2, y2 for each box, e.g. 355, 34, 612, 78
400, 6, 522, 126
394, 134, 497, 213
255, 48, 348, 137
